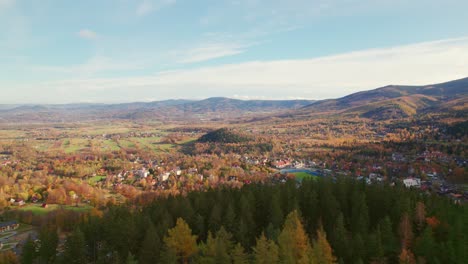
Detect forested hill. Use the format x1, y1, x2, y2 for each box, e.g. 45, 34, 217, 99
23, 178, 467, 264
298, 77, 468, 120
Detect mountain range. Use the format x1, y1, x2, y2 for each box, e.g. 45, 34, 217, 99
0, 77, 466, 123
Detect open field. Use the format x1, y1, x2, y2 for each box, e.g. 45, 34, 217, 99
292, 171, 319, 181
88, 175, 106, 184
16, 204, 94, 215
0, 123, 198, 155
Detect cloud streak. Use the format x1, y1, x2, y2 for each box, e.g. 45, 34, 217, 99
4, 37, 468, 103
176, 42, 252, 63
77, 29, 98, 39
136, 0, 176, 16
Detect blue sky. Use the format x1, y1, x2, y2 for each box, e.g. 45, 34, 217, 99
1, 0, 468, 103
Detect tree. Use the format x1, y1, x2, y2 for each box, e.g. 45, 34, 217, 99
139, 223, 161, 264
38, 227, 59, 263
201, 227, 233, 263
253, 232, 279, 264
278, 210, 312, 264
0, 251, 19, 264
398, 248, 416, 264
62, 228, 87, 264
312, 225, 337, 264
399, 213, 414, 249
231, 243, 249, 264
414, 227, 436, 263
378, 216, 398, 258
414, 202, 426, 231
269, 192, 283, 229
330, 213, 350, 262
126, 253, 138, 264
21, 236, 36, 264
163, 218, 198, 264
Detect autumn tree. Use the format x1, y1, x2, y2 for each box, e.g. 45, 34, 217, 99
199, 227, 233, 263
414, 202, 426, 231
398, 248, 416, 264
231, 243, 249, 264
0, 251, 19, 264
253, 232, 279, 264
163, 218, 198, 264
312, 225, 337, 264
278, 210, 312, 264
399, 213, 414, 249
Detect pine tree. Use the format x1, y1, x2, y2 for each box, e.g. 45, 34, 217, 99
139, 223, 161, 264
209, 203, 222, 233
330, 213, 350, 262
312, 225, 337, 264
367, 229, 384, 263
378, 216, 398, 258
269, 192, 283, 229
38, 227, 58, 263
224, 202, 236, 233
351, 233, 365, 263
398, 248, 416, 264
414, 227, 436, 263
278, 210, 312, 264
399, 213, 414, 249
62, 228, 87, 264
163, 218, 198, 264
201, 227, 233, 263
414, 202, 426, 231
126, 253, 138, 264
231, 243, 249, 264
253, 232, 279, 264
21, 236, 36, 264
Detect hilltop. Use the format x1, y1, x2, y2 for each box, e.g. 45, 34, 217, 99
299, 77, 468, 120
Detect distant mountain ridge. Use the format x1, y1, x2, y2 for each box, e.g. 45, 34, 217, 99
0, 98, 316, 123
300, 77, 468, 120
0, 77, 466, 123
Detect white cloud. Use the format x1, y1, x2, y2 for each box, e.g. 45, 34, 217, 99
77, 29, 98, 39
136, 0, 176, 16
5, 37, 468, 103
176, 42, 250, 63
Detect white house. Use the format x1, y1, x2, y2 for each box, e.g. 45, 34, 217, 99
403, 178, 421, 188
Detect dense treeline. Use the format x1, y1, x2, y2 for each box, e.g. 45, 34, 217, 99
197, 128, 251, 144
20, 178, 468, 264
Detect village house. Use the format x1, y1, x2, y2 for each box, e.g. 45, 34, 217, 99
403, 178, 421, 188
272, 159, 291, 169
159, 172, 171, 182
0, 221, 19, 233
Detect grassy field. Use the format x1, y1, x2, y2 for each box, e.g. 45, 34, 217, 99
17, 204, 93, 215
62, 138, 89, 153
0, 123, 187, 155
293, 172, 318, 181
88, 175, 106, 185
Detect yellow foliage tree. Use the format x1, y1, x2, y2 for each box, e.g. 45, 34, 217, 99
312, 225, 337, 264
278, 210, 313, 264
163, 218, 198, 264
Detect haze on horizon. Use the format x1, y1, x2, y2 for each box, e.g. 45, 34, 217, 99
1, 0, 468, 104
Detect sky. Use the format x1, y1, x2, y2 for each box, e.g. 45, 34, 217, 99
1, 0, 468, 104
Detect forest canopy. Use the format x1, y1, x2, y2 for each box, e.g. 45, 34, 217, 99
20, 177, 467, 264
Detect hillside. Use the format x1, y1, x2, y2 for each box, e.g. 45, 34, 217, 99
197, 128, 251, 143
301, 77, 468, 120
